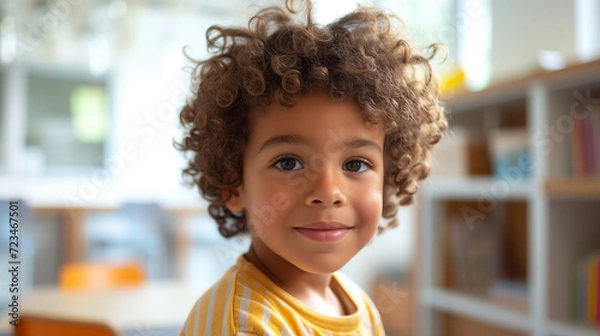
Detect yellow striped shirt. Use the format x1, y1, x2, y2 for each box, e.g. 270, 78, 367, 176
179, 255, 386, 336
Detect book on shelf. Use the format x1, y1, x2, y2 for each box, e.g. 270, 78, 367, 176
429, 127, 492, 178
446, 202, 530, 311
447, 203, 504, 296
573, 251, 600, 327
488, 279, 529, 313
571, 102, 600, 178
488, 128, 531, 181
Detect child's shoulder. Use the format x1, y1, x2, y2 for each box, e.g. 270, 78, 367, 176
180, 255, 284, 335
180, 256, 385, 335
194, 255, 268, 307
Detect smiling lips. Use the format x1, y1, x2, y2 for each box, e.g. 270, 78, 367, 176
294, 222, 351, 242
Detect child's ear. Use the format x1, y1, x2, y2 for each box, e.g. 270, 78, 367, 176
224, 186, 245, 213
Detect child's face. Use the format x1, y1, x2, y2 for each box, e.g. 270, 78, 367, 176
227, 91, 385, 274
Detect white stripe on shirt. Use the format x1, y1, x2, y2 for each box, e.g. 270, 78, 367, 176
222, 272, 236, 336
204, 281, 220, 336
239, 284, 252, 331
192, 300, 200, 336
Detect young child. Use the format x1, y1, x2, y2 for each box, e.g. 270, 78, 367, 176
177, 0, 446, 334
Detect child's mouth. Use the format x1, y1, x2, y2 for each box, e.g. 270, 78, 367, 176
294, 222, 352, 242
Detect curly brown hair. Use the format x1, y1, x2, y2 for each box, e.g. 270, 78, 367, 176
176, 0, 447, 238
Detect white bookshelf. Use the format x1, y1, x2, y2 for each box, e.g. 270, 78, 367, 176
417, 59, 600, 336
548, 321, 600, 336
422, 288, 531, 332
422, 177, 533, 200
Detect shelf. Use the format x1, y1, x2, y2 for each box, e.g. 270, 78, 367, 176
421, 288, 531, 333
0, 175, 208, 211
421, 177, 533, 200
443, 79, 528, 112
444, 58, 600, 111
422, 59, 600, 336
547, 321, 600, 336
545, 178, 600, 198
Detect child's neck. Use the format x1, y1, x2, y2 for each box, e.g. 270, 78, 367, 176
245, 244, 353, 316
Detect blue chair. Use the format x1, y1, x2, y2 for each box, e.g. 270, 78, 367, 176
83, 202, 172, 280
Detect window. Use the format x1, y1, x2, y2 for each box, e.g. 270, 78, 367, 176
25, 71, 109, 169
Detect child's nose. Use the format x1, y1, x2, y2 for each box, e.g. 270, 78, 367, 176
304, 167, 347, 207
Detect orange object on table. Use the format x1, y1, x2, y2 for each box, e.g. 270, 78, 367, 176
58, 262, 145, 291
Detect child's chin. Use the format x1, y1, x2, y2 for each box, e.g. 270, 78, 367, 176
296, 259, 352, 275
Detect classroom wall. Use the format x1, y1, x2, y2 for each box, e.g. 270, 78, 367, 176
490, 0, 576, 81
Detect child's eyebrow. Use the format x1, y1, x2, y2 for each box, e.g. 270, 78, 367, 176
258, 134, 382, 154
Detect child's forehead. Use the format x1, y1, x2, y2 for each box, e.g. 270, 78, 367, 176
245, 92, 386, 151
248, 92, 385, 128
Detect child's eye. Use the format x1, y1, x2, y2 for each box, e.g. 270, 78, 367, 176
344, 159, 372, 173
272, 156, 303, 171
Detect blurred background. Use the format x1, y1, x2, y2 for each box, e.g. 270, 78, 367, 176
0, 0, 599, 335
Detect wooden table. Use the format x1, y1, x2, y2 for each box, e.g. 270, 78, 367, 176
0, 282, 199, 336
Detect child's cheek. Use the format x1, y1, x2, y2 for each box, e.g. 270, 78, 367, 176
357, 187, 384, 228
246, 185, 293, 235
